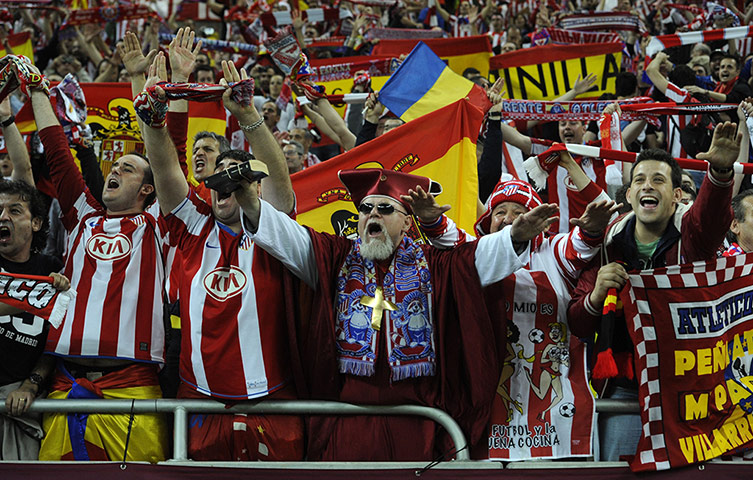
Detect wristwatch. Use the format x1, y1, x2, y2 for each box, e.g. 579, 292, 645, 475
28, 373, 44, 388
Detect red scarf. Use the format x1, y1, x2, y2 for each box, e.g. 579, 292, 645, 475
714, 76, 738, 95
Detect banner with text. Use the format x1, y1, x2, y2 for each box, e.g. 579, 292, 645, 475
490, 43, 623, 101
622, 254, 753, 471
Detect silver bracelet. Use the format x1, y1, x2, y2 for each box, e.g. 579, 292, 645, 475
239, 117, 265, 133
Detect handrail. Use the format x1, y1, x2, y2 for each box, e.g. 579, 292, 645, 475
0, 398, 642, 462
0, 399, 471, 461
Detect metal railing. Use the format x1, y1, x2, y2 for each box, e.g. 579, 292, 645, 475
0, 398, 640, 462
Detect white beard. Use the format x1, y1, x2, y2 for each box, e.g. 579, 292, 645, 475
359, 230, 395, 261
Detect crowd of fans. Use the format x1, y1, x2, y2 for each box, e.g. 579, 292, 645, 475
0, 0, 753, 467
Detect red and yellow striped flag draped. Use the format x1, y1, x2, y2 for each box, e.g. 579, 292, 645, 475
0, 32, 35, 63
15, 83, 226, 179
291, 98, 484, 236
372, 35, 493, 77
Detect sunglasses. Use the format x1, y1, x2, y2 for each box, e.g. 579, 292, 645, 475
358, 202, 408, 216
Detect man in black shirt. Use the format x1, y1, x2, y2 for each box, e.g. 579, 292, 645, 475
0, 179, 69, 459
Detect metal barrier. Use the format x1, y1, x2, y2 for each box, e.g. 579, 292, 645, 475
0, 399, 473, 461
0, 398, 641, 462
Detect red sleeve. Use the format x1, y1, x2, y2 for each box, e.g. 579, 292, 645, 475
38, 125, 92, 215
167, 111, 190, 178
567, 257, 602, 338
681, 168, 733, 262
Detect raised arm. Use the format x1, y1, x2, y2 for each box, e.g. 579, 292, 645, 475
221, 61, 295, 214
27, 70, 90, 214
500, 121, 533, 156
237, 185, 318, 288
137, 52, 190, 214
0, 96, 33, 185
475, 203, 560, 286
645, 51, 671, 95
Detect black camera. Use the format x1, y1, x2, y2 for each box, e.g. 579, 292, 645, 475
203, 161, 269, 195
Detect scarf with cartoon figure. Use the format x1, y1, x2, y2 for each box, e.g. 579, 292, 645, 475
335, 236, 435, 381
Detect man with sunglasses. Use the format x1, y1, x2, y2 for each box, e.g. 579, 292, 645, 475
242, 167, 559, 461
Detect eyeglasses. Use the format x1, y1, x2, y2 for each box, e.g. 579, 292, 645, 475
358, 202, 408, 216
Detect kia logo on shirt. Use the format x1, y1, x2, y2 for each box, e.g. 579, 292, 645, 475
86, 233, 132, 261
203, 267, 247, 301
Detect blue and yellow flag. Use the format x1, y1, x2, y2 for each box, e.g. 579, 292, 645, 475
291, 99, 484, 236
379, 42, 490, 123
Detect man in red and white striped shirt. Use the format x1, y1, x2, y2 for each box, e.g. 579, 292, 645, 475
500, 121, 625, 234
139, 56, 303, 461
27, 69, 169, 461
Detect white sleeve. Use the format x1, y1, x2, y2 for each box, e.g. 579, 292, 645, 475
242, 199, 319, 288
474, 225, 529, 287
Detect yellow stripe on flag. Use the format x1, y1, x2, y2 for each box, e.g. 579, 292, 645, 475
402, 67, 474, 122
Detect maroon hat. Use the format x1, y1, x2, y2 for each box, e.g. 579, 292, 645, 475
475, 179, 543, 236
338, 168, 442, 213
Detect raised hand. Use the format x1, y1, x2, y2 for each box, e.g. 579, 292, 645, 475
570, 199, 621, 236
510, 203, 559, 243
144, 52, 168, 95
400, 185, 451, 224
696, 121, 742, 173
117, 31, 158, 77
220, 60, 260, 125
573, 73, 597, 96
169, 27, 203, 82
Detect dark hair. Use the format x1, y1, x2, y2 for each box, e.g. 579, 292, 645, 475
681, 184, 697, 201
732, 189, 753, 223
194, 131, 230, 154
462, 67, 481, 79
630, 148, 683, 188
125, 151, 156, 208
215, 149, 257, 171
0, 180, 49, 253
668, 64, 697, 90
508, 322, 520, 343
615, 72, 637, 97
729, 189, 753, 243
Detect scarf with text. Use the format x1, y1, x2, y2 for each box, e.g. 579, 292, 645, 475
0, 272, 74, 329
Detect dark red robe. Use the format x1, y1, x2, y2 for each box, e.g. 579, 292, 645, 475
287, 229, 501, 461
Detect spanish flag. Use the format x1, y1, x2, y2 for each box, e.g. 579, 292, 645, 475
378, 42, 490, 123
291, 98, 483, 235
372, 35, 493, 77
16, 83, 226, 179
0, 32, 35, 63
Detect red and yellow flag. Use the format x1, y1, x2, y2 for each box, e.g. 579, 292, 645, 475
291, 98, 484, 235
0, 32, 35, 63
16, 83, 225, 178
371, 35, 493, 77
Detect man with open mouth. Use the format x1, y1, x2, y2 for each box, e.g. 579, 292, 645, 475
138, 52, 302, 461
568, 123, 741, 462
243, 164, 559, 461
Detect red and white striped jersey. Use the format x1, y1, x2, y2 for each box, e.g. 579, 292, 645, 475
165, 192, 291, 399
488, 31, 506, 50
423, 216, 599, 459
530, 139, 614, 234
448, 15, 475, 37
40, 126, 166, 363
664, 81, 695, 158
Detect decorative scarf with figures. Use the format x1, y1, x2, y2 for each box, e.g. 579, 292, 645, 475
334, 236, 435, 380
